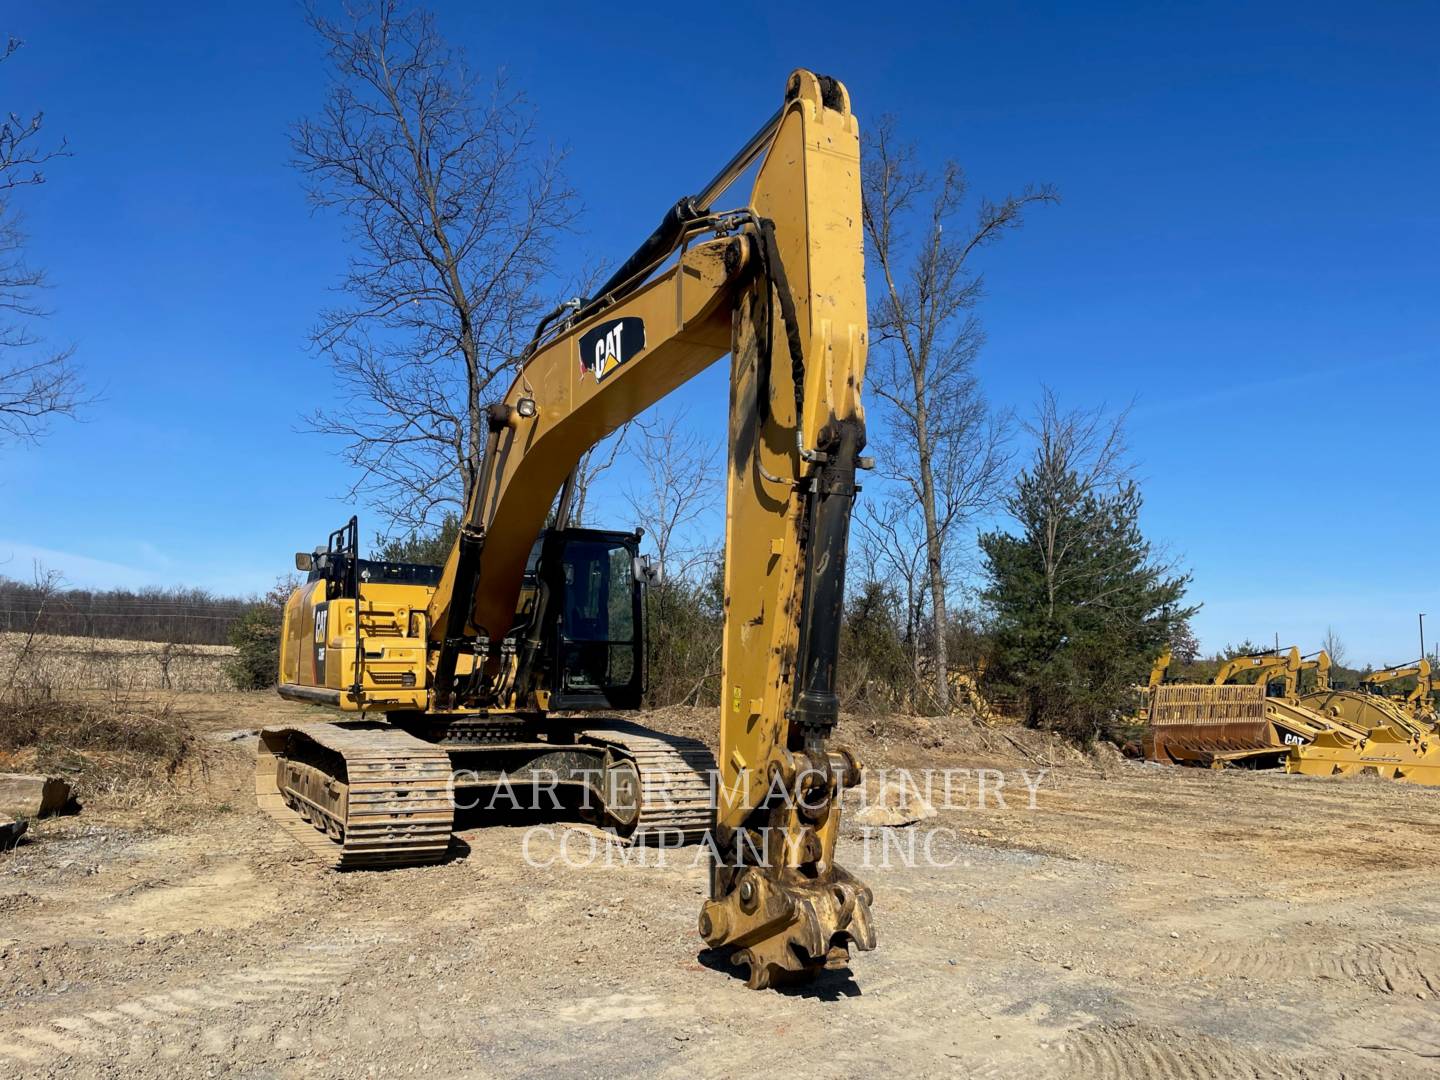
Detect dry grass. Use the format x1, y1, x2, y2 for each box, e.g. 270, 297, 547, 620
0, 632, 237, 692
0, 685, 238, 823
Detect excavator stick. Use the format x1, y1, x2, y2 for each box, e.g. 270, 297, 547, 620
695, 71, 876, 988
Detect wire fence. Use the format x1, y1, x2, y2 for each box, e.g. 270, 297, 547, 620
0, 633, 239, 693
0, 584, 252, 646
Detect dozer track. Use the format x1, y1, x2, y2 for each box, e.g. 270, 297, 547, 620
579, 721, 717, 845
256, 723, 454, 869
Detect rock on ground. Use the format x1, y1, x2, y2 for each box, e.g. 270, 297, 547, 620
853, 777, 937, 827
0, 774, 72, 819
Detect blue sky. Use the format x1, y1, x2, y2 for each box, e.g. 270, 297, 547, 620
2, 1, 1436, 666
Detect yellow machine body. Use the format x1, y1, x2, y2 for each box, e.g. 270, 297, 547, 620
1356, 660, 1436, 725
279, 578, 434, 710
264, 70, 876, 990
1144, 647, 1356, 768
1287, 683, 1440, 786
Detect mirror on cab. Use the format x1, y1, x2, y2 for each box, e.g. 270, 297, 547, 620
294, 552, 314, 572
632, 554, 662, 588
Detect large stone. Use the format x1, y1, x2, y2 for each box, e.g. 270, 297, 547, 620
0, 774, 72, 819
0, 816, 25, 852
853, 778, 937, 828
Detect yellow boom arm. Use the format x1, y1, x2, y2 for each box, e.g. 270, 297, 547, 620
1365, 660, 1434, 711
1213, 647, 1328, 699
1214, 647, 1301, 693
420, 70, 874, 987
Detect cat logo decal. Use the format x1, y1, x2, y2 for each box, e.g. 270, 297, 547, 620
578, 317, 645, 383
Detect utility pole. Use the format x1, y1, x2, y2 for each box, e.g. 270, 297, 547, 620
1421, 613, 1427, 663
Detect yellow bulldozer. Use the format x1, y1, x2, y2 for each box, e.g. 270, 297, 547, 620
1143, 647, 1363, 768
257, 70, 877, 989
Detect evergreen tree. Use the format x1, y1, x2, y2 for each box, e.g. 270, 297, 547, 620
374, 514, 461, 565
980, 473, 1195, 742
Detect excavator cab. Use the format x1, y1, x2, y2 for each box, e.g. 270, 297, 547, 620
524, 527, 647, 711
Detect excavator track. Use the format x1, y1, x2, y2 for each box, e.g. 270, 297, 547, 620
257, 719, 715, 865
579, 721, 716, 845
256, 723, 454, 869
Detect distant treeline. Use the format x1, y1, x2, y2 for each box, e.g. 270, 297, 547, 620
0, 577, 253, 645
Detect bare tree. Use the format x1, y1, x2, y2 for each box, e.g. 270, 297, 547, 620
855, 492, 929, 685
0, 38, 83, 447
623, 410, 717, 580
1017, 388, 1135, 618
1321, 626, 1347, 670
566, 428, 627, 528
3, 563, 64, 693
622, 408, 721, 705
293, 2, 577, 532
860, 116, 1056, 710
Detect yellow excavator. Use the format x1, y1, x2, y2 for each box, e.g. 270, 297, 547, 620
1299, 660, 1434, 734
946, 658, 995, 724
1135, 648, 1171, 724
1359, 660, 1436, 724
1210, 646, 1329, 697
258, 71, 875, 990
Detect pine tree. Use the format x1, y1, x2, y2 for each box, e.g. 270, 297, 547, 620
980, 475, 1195, 742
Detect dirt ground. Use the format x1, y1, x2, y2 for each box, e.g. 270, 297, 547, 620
3, 693, 1439, 1079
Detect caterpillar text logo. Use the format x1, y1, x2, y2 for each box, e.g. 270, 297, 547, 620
578, 317, 645, 383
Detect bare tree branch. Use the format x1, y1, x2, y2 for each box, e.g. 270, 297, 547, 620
860, 114, 1057, 710
293, 2, 577, 532
623, 408, 718, 582
568, 425, 627, 527
1321, 626, 1347, 670
0, 38, 84, 447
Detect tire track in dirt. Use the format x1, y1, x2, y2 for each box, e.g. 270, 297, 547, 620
1355, 1017, 1440, 1066
1054, 1023, 1387, 1080
0, 917, 404, 1069
1181, 939, 1440, 997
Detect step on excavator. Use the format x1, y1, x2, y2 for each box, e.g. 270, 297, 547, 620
257, 70, 876, 989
